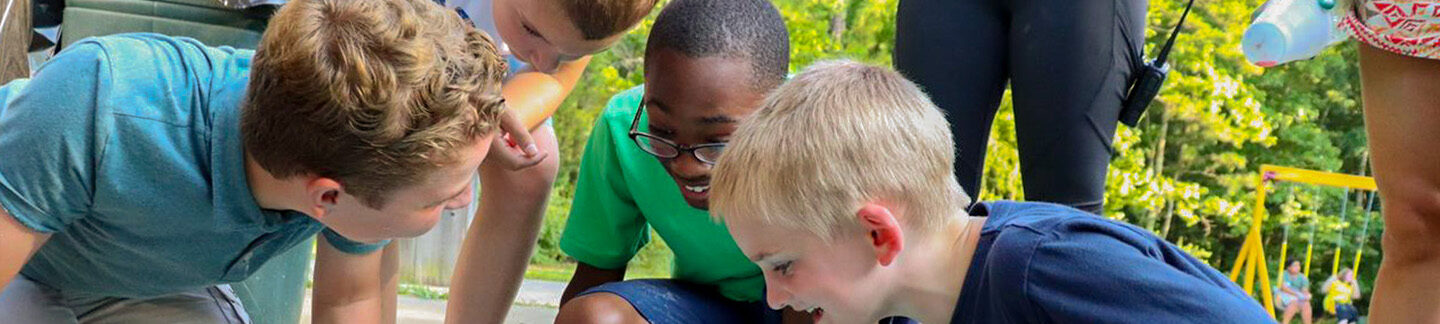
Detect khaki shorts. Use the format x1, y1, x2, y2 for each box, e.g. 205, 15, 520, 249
0, 274, 251, 324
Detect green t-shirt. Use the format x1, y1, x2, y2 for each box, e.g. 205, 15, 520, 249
559, 86, 764, 302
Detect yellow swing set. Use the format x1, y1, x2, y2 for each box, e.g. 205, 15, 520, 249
1228, 165, 1377, 319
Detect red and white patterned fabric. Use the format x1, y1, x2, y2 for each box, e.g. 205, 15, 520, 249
1340, 0, 1440, 60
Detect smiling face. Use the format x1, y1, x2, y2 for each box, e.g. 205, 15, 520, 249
728, 217, 898, 324
490, 0, 625, 73
317, 134, 494, 243
642, 50, 768, 210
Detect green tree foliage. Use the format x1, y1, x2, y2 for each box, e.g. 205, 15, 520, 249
1104, 0, 1378, 310
535, 0, 1381, 311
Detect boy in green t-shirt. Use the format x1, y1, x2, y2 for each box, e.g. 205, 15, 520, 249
552, 0, 795, 322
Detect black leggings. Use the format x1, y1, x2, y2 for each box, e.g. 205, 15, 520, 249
894, 0, 1148, 214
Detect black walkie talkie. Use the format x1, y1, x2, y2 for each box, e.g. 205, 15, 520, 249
1119, 0, 1195, 127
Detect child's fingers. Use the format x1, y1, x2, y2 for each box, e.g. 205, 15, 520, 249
485, 135, 549, 171
497, 110, 539, 156
508, 150, 549, 170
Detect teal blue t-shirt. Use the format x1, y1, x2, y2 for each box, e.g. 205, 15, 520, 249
0, 34, 384, 298
1284, 271, 1310, 292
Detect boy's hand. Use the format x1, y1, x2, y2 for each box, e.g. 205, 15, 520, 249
487, 109, 548, 171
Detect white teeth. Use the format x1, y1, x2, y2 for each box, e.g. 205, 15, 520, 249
684, 185, 709, 193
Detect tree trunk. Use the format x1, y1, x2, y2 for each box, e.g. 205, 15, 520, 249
828, 2, 847, 43
1161, 200, 1177, 239
1145, 114, 1171, 230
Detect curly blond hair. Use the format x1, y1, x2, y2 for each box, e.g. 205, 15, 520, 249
242, 0, 507, 208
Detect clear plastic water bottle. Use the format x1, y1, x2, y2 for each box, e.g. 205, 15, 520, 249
1241, 0, 1349, 67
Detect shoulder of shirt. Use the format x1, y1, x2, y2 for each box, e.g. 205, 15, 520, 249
982, 201, 1159, 253
981, 201, 1085, 235
61, 33, 244, 81
66, 33, 209, 60
977, 202, 1151, 287
984, 201, 1167, 269
599, 85, 646, 124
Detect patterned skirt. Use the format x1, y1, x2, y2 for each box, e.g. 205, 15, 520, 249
1340, 0, 1440, 60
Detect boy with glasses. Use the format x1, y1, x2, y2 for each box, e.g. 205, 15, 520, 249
551, 0, 800, 322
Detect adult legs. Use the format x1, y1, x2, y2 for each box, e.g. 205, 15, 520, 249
893, 0, 1010, 203
1007, 0, 1147, 214
1357, 43, 1440, 324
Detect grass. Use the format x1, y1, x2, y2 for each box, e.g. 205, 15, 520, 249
524, 228, 677, 283
520, 259, 674, 284
523, 263, 578, 282
514, 301, 561, 309
398, 283, 449, 300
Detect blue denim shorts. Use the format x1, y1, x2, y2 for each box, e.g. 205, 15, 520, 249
578, 279, 782, 324
1335, 303, 1359, 322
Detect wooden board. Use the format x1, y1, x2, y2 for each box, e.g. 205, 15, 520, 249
0, 0, 31, 83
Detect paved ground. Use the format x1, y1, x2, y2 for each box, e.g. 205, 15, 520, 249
513, 279, 567, 308
300, 279, 565, 323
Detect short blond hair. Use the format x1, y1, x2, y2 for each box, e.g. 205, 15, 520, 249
242, 0, 507, 208
710, 60, 969, 240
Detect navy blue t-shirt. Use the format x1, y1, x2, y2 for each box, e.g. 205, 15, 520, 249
950, 201, 1273, 323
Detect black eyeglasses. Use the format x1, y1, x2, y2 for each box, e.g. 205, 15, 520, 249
629, 104, 727, 164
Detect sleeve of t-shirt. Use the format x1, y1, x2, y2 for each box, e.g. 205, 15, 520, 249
320, 228, 390, 255
558, 90, 651, 270
1018, 219, 1274, 322
0, 43, 113, 233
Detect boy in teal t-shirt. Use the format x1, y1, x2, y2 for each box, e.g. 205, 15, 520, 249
0, 0, 507, 321
1278, 260, 1315, 324
553, 0, 794, 322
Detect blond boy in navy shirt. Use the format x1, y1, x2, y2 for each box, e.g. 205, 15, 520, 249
711, 61, 1274, 324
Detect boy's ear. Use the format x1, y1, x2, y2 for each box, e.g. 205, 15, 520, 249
303, 177, 344, 220
857, 202, 904, 267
